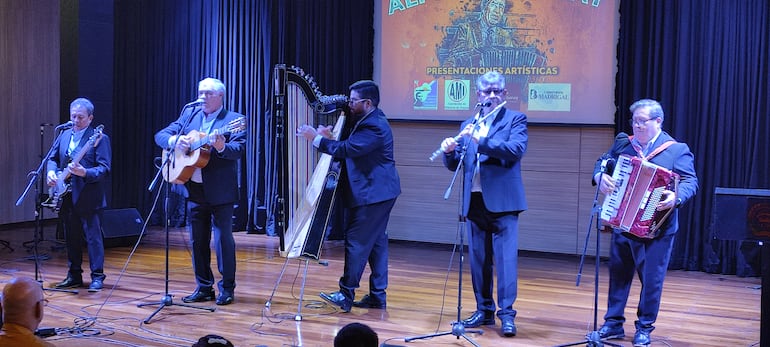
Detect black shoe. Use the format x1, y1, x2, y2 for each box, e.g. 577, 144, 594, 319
182, 289, 215, 303
352, 294, 386, 309
320, 291, 352, 313
88, 279, 103, 292
501, 317, 517, 337
54, 276, 83, 289
216, 292, 234, 306
597, 324, 625, 340
633, 330, 651, 347
461, 311, 496, 328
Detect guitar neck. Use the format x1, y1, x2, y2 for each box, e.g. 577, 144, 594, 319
189, 126, 232, 151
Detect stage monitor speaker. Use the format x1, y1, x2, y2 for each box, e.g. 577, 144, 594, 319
712, 187, 770, 241
101, 208, 143, 247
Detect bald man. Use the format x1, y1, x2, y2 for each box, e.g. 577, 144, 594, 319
0, 277, 55, 346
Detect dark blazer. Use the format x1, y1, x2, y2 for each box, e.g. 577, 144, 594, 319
318, 108, 401, 208
444, 107, 528, 216
154, 107, 246, 206
594, 131, 699, 236
46, 126, 111, 214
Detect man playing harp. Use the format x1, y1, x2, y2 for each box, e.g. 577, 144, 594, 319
296, 80, 401, 312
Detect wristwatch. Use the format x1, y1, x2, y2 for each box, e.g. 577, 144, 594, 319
675, 197, 683, 208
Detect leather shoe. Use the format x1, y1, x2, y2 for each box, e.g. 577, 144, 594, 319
320, 291, 352, 312
597, 324, 625, 340
54, 276, 83, 289
352, 294, 386, 309
501, 317, 517, 337
633, 330, 651, 347
88, 279, 103, 292
461, 311, 495, 328
182, 289, 215, 303
216, 292, 234, 305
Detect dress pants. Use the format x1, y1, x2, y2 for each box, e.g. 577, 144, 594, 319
186, 182, 237, 294
467, 192, 519, 320
604, 231, 676, 333
338, 198, 397, 302
62, 198, 105, 281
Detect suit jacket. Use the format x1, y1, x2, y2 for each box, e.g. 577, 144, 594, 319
593, 131, 699, 236
318, 108, 401, 208
46, 126, 111, 214
154, 107, 246, 206
444, 107, 528, 216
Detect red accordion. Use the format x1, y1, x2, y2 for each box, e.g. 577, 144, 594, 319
600, 154, 680, 239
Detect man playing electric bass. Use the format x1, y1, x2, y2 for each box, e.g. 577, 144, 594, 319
46, 98, 111, 292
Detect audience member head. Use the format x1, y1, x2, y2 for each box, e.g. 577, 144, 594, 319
1, 277, 46, 332
334, 322, 378, 347
192, 334, 234, 347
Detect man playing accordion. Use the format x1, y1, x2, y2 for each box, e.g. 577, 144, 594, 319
593, 99, 699, 347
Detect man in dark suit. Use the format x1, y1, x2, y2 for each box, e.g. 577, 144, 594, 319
440, 71, 527, 337
296, 80, 401, 313
46, 98, 111, 292
154, 77, 246, 306
593, 99, 698, 347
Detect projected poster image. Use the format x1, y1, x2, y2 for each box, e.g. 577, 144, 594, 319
377, 0, 617, 124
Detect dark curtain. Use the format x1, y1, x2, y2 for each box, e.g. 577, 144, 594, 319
111, 0, 373, 233
615, 0, 770, 275
110, 0, 767, 275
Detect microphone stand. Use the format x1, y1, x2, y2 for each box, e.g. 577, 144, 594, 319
406, 108, 485, 347
138, 106, 215, 323
554, 160, 622, 347
15, 124, 77, 294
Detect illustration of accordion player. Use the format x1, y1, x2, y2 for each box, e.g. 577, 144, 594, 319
594, 132, 699, 239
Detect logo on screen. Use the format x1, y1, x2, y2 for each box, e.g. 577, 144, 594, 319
444, 79, 470, 110
527, 83, 571, 112
413, 80, 438, 110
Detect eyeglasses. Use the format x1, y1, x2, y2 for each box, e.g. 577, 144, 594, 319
348, 98, 369, 105
39, 298, 49, 306
479, 88, 504, 95
629, 117, 658, 127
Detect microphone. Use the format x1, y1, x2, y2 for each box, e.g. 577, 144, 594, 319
476, 101, 492, 107
599, 153, 614, 174
54, 121, 73, 130
184, 98, 204, 108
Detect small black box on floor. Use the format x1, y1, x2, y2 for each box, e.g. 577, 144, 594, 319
101, 208, 143, 248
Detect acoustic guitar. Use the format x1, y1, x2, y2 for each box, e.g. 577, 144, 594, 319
45, 125, 105, 213
161, 116, 246, 184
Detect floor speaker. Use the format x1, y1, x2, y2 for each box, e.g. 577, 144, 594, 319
101, 208, 143, 247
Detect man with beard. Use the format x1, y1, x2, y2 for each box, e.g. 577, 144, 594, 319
296, 80, 401, 313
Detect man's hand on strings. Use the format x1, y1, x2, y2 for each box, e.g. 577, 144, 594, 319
67, 163, 86, 177
174, 135, 193, 152
209, 134, 226, 152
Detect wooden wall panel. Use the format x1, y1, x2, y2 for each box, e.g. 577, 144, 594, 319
389, 121, 615, 255
0, 1, 60, 224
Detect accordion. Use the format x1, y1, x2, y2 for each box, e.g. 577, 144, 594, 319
600, 154, 679, 239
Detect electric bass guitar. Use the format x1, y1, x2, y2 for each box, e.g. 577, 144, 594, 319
161, 116, 246, 184
46, 125, 105, 213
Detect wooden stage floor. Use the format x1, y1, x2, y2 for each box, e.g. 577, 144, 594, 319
0, 223, 761, 347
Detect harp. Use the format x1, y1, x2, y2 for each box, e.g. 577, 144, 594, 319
270, 65, 347, 260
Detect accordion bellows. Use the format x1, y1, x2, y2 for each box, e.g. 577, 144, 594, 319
600, 154, 679, 239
